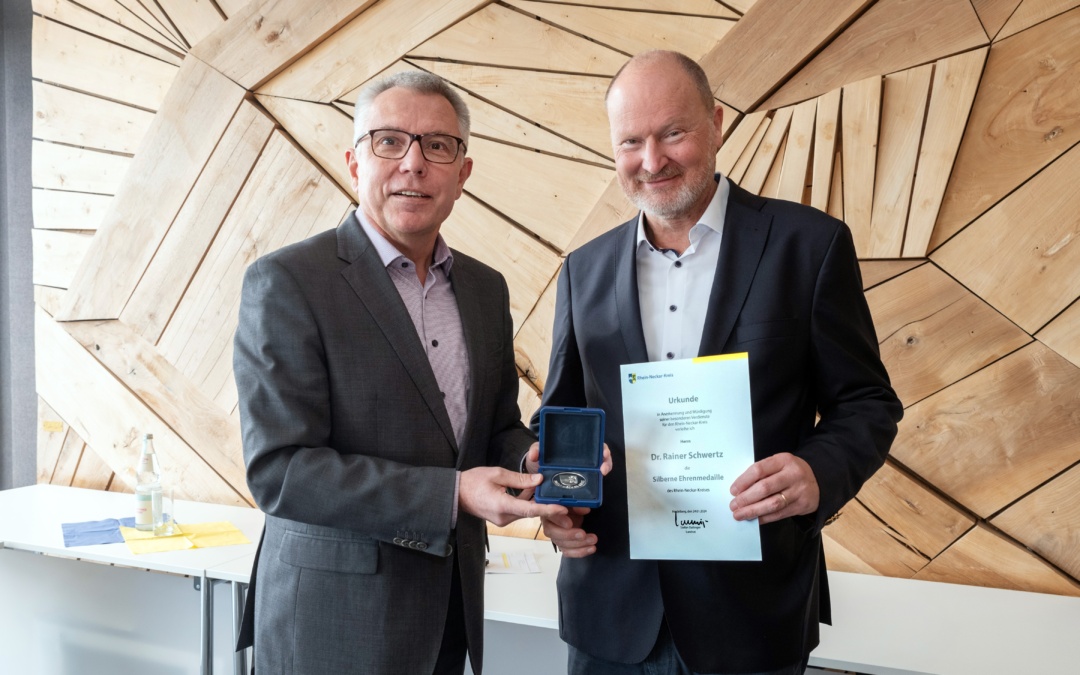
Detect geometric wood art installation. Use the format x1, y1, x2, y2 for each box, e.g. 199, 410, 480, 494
30, 0, 1080, 597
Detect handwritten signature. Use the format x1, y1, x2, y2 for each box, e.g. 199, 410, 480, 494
672, 510, 708, 528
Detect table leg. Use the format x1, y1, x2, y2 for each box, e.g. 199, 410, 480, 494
200, 573, 213, 675
232, 581, 248, 675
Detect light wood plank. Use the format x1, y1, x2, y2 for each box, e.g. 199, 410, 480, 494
890, 341, 1080, 518
37, 397, 68, 484
32, 190, 111, 231
255, 94, 354, 196
932, 143, 1080, 333
215, 0, 248, 18
1037, 299, 1080, 369
411, 3, 625, 75
51, 432, 85, 487
867, 262, 1031, 407
993, 463, 1080, 580
998, 0, 1080, 39
31, 0, 183, 65
514, 270, 561, 393
827, 148, 844, 221
758, 133, 788, 199
465, 137, 615, 252
841, 75, 881, 257
858, 259, 922, 290
857, 461, 975, 559
256, 0, 487, 102
192, 0, 379, 91
727, 115, 770, 185
810, 88, 841, 211
442, 194, 563, 332
34, 285, 67, 318
63, 319, 253, 503
761, 0, 988, 110
564, 175, 637, 253
823, 530, 882, 575
77, 0, 188, 52
699, 0, 874, 112
33, 81, 155, 155
903, 48, 987, 257
156, 131, 352, 410
819, 498, 929, 578
550, 0, 738, 17
340, 60, 612, 165
776, 98, 816, 202
122, 0, 185, 47
716, 110, 768, 177
32, 16, 178, 111
509, 0, 735, 62
70, 443, 114, 491
156, 0, 226, 48
740, 106, 792, 195
722, 0, 758, 13
32, 229, 93, 289
914, 525, 1080, 596
31, 140, 130, 194
933, 8, 1080, 249
970, 0, 1025, 39
112, 0, 186, 49
868, 64, 932, 258
421, 61, 612, 160
121, 101, 276, 343
108, 475, 132, 493
57, 56, 246, 322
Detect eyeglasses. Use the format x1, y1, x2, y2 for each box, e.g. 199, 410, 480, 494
356, 129, 466, 164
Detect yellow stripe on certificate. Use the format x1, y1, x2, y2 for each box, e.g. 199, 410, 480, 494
693, 352, 748, 363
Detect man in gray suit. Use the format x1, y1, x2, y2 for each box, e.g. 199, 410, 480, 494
233, 71, 569, 675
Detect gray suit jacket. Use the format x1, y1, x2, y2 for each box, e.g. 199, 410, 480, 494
233, 213, 532, 674
538, 180, 903, 672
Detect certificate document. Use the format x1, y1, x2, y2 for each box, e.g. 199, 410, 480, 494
620, 354, 761, 561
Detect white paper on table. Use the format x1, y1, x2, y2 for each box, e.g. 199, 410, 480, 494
620, 353, 761, 561
485, 550, 540, 574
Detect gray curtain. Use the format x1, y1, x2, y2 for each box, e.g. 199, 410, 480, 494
1, 0, 36, 490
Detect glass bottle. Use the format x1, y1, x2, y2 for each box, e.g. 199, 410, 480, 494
134, 433, 161, 531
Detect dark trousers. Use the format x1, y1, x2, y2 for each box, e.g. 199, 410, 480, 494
432, 553, 468, 675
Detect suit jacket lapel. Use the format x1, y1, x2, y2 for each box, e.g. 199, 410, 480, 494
448, 257, 487, 467
699, 182, 771, 355
615, 218, 650, 364
337, 214, 459, 453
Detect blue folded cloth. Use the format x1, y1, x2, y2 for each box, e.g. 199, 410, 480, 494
61, 517, 137, 547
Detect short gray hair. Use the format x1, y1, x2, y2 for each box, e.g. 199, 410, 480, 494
352, 70, 471, 147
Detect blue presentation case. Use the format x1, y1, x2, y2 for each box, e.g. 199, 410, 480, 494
536, 406, 605, 507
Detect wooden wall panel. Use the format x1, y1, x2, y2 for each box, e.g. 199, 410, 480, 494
761, 0, 987, 110
509, 1, 735, 61
933, 7, 1080, 249
890, 342, 1080, 518
410, 3, 625, 74
933, 143, 1080, 333
27, 0, 1080, 598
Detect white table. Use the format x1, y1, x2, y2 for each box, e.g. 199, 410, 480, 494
0, 484, 262, 675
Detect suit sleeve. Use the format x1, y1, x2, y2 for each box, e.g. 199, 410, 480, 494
234, 256, 457, 556
798, 223, 903, 532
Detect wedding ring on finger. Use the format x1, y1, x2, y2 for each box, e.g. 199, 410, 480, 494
778, 492, 788, 509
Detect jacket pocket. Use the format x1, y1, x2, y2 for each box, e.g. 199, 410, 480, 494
731, 317, 798, 344
278, 530, 378, 574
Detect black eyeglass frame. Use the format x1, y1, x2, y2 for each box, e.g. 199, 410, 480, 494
355, 128, 468, 164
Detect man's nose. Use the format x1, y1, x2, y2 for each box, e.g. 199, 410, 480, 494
641, 138, 667, 175
399, 138, 428, 173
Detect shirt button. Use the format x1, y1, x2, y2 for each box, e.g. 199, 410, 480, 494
431, 339, 439, 347
666, 352, 675, 359
674, 261, 682, 268
669, 305, 677, 312
401, 261, 409, 268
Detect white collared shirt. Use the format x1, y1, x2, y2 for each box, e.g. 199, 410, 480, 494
635, 176, 730, 362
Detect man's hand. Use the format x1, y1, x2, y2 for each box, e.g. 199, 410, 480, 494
525, 442, 613, 558
459, 466, 568, 527
729, 452, 819, 525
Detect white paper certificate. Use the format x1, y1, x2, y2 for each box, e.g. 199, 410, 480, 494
620, 354, 761, 561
